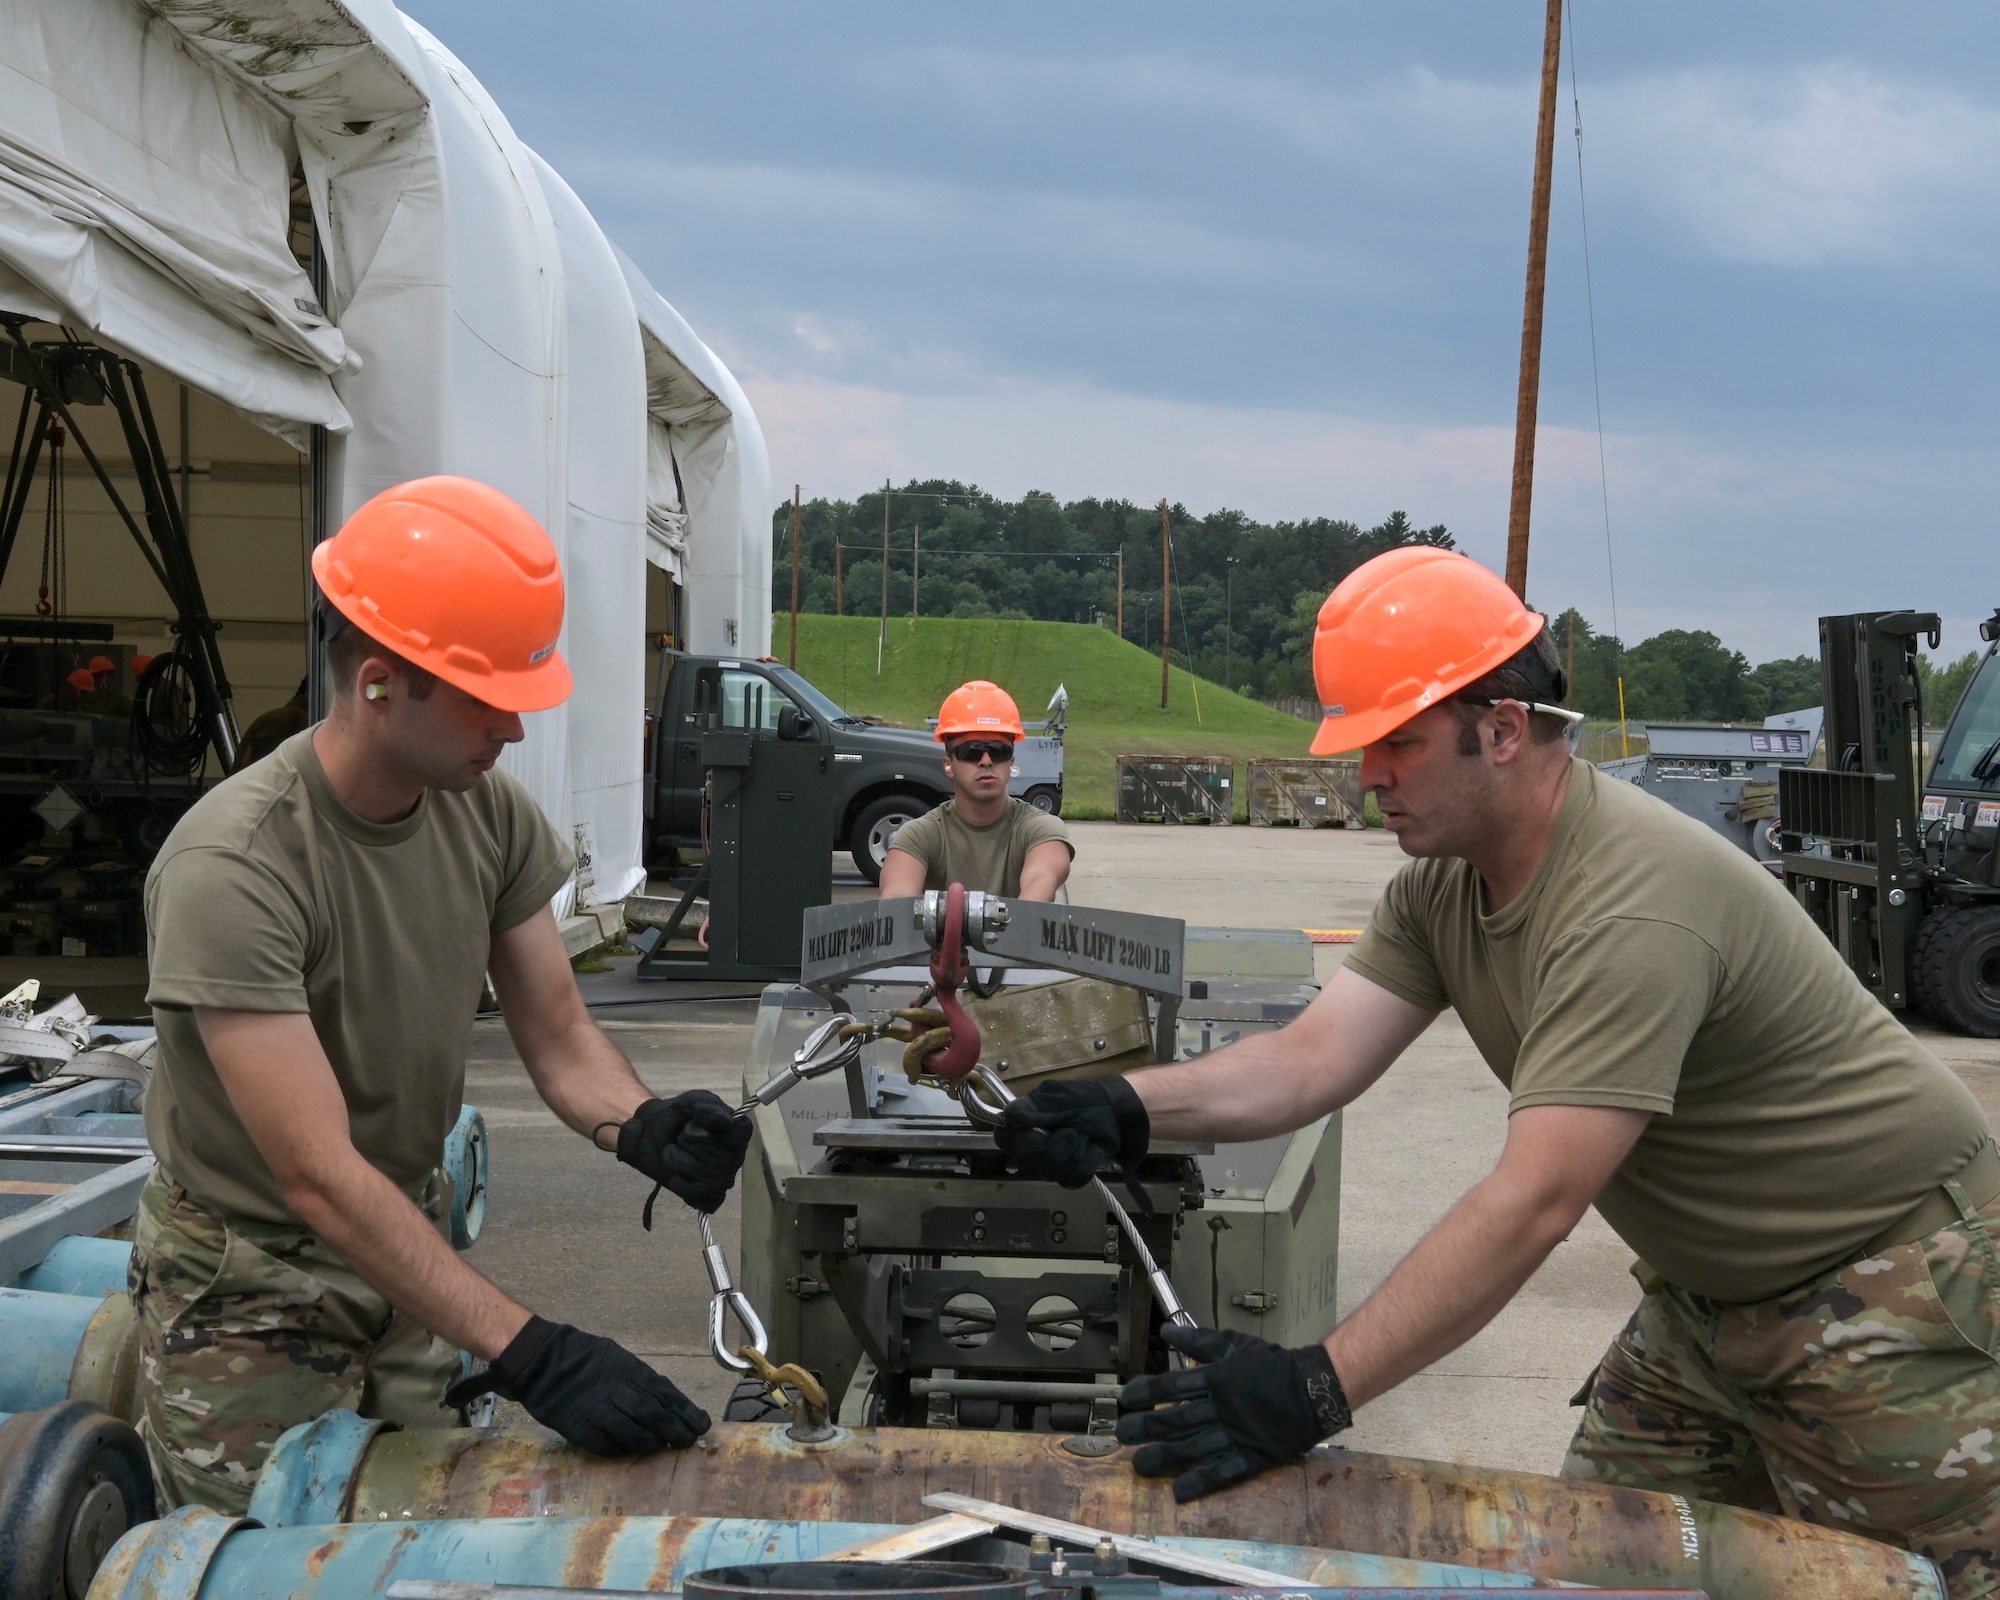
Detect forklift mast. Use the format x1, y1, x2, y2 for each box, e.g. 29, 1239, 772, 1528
1777, 611, 1937, 1010
1819, 610, 1937, 794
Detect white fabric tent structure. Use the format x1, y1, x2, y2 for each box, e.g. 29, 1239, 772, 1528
0, 0, 771, 909
617, 247, 773, 659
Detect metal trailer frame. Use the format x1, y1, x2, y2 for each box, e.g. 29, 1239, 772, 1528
0, 1075, 153, 1287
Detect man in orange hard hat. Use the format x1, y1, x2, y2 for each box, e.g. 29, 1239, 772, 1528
997, 549, 2000, 1578
878, 679, 1071, 901
136, 477, 748, 1512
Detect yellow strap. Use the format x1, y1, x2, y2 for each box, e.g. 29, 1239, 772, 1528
739, 1345, 830, 1430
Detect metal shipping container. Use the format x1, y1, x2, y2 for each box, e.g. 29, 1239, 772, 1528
1247, 759, 1363, 827
1115, 756, 1235, 824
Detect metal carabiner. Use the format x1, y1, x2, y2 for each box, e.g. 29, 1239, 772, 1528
701, 1210, 769, 1373
738, 1013, 862, 1113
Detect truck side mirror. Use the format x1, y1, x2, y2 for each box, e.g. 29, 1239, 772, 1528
776, 704, 811, 741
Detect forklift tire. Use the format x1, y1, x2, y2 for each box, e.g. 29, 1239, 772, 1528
720, 1376, 791, 1424
1913, 905, 2000, 1038
1023, 785, 1061, 816
849, 795, 932, 887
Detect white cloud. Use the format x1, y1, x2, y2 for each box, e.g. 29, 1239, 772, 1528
1599, 63, 2000, 270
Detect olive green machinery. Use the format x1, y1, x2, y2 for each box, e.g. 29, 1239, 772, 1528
733, 898, 1339, 1429
1779, 608, 2000, 1036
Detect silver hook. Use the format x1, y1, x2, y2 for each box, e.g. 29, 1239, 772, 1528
701, 1211, 769, 1373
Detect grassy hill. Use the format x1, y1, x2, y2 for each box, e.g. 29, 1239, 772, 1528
789, 615, 1326, 816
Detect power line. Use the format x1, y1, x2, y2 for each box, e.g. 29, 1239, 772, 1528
1567, 0, 1620, 646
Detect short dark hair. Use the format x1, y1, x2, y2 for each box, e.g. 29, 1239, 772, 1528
1446, 624, 1568, 755
324, 614, 436, 701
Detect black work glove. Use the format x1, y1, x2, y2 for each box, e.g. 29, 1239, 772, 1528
616, 1090, 753, 1220
1117, 1323, 1352, 1502
446, 1316, 710, 1456
994, 1075, 1149, 1189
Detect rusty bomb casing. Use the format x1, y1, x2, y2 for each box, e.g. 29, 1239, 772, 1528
336, 1421, 1941, 1600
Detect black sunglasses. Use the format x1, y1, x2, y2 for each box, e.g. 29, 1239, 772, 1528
949, 739, 1015, 765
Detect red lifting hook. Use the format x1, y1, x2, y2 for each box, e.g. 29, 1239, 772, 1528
923, 882, 982, 1079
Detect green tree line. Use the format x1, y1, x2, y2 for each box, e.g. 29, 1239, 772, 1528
770, 484, 1985, 723
1551, 611, 1982, 726
770, 481, 1452, 701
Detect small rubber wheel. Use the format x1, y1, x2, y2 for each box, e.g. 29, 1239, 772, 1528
1913, 905, 2000, 1038
849, 795, 932, 887
1023, 785, 1061, 816
0, 1400, 156, 1600
721, 1376, 791, 1423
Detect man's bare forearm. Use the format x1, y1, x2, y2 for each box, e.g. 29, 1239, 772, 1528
1126, 1029, 1342, 1143
284, 1154, 531, 1360
1321, 1104, 1650, 1408
522, 1014, 653, 1148
1126, 967, 1436, 1144
1320, 1166, 1570, 1408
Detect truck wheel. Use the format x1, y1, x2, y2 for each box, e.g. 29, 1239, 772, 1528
1023, 785, 1061, 816
849, 795, 932, 886
1913, 906, 2000, 1038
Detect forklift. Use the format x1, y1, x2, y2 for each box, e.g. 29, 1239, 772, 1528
1777, 608, 2000, 1036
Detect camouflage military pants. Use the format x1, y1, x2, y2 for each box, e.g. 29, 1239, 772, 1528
129, 1169, 465, 1514
1565, 1183, 2000, 1597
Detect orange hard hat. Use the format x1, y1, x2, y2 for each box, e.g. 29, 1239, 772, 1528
312, 476, 571, 713
66, 668, 95, 692
1309, 550, 1545, 754
935, 680, 1025, 742
129, 654, 153, 677
87, 655, 114, 675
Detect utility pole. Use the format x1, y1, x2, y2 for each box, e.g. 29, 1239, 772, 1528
788, 485, 801, 668
1158, 500, 1172, 710
877, 479, 890, 674
835, 543, 843, 616
1225, 558, 1236, 690
1116, 547, 1124, 641
912, 524, 920, 620
1504, 0, 1564, 601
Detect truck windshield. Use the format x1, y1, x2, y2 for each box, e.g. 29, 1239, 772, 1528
768, 666, 861, 726
1931, 648, 2000, 787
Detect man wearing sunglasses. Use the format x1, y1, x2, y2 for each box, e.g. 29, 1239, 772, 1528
995, 550, 2000, 1584
878, 680, 1072, 901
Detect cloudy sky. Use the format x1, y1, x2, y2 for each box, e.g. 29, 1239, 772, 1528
402, 2, 2000, 662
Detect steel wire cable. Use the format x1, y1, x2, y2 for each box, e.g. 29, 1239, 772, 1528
1566, 0, 1621, 646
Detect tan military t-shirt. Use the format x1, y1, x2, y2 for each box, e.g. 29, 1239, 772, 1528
1347, 757, 1989, 1302
888, 797, 1072, 897
144, 729, 573, 1223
